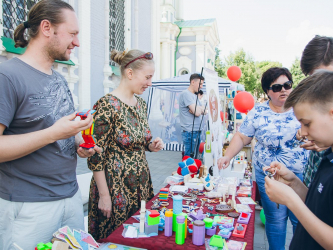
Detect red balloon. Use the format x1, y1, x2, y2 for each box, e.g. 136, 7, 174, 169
227, 66, 242, 82
220, 111, 228, 122
233, 91, 255, 113
199, 142, 205, 154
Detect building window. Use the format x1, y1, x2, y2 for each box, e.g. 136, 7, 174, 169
109, 0, 125, 66
180, 69, 189, 75
3, 0, 38, 39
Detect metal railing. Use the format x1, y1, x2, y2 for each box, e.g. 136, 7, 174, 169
2, 0, 38, 38
109, 0, 125, 66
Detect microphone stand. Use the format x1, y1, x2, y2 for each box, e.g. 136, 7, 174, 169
190, 68, 204, 159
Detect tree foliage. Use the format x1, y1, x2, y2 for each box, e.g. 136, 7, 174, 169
215, 48, 285, 99
290, 58, 306, 88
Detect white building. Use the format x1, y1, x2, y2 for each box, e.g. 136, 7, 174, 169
0, 0, 220, 109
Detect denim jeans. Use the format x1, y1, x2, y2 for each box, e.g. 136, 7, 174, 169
256, 169, 303, 250
182, 131, 201, 158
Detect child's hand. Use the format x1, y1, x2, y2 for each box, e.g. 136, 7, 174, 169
265, 176, 297, 205
263, 162, 296, 186
300, 140, 327, 152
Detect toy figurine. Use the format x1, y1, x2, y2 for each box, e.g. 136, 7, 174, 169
76, 109, 96, 149
200, 174, 214, 191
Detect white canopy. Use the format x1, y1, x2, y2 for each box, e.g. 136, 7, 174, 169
146, 73, 237, 152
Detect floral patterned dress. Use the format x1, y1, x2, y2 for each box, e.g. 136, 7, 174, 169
87, 94, 154, 240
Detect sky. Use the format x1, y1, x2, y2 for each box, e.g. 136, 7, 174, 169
182, 0, 333, 69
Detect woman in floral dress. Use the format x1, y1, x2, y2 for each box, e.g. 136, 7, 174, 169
87, 49, 164, 240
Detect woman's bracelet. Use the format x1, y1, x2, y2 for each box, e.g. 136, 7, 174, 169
146, 142, 152, 152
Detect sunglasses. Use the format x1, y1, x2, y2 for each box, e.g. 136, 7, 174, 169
124, 52, 153, 68
268, 80, 293, 92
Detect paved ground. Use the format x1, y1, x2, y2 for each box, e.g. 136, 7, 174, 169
77, 150, 293, 249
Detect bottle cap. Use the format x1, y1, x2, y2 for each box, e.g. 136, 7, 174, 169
165, 210, 173, 217
176, 215, 185, 224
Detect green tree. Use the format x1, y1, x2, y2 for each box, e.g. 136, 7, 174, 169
214, 47, 226, 78
214, 48, 284, 99
290, 58, 306, 88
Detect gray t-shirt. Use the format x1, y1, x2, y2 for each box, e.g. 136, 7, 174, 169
0, 58, 78, 202
179, 89, 203, 132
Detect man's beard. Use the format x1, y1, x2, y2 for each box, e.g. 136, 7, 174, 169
48, 48, 69, 62
47, 38, 70, 62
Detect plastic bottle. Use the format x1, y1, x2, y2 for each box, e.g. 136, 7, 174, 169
192, 220, 205, 246
172, 195, 183, 231
164, 210, 173, 237
175, 215, 185, 245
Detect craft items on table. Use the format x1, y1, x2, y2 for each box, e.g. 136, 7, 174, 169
169, 185, 188, 193
52, 226, 99, 250
235, 204, 252, 213
200, 174, 215, 191
159, 188, 169, 201
172, 195, 183, 231
35, 242, 52, 250
237, 212, 251, 224
192, 220, 205, 246
98, 243, 147, 250
203, 217, 216, 236
177, 156, 201, 177
216, 204, 234, 213
228, 212, 240, 218
214, 216, 234, 226
226, 240, 247, 250
164, 210, 173, 237
209, 235, 224, 248
218, 227, 232, 239
232, 223, 248, 238
139, 200, 146, 234
180, 212, 188, 238
236, 186, 252, 197
237, 197, 256, 205
76, 109, 97, 149
175, 216, 186, 245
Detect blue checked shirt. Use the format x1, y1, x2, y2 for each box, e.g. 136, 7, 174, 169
303, 150, 326, 187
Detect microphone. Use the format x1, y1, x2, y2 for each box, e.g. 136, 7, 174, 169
195, 90, 203, 95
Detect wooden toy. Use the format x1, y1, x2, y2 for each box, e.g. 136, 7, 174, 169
215, 204, 234, 213
232, 223, 247, 238
76, 109, 96, 149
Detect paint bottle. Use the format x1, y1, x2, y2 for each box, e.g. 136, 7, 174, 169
164, 210, 173, 237
175, 215, 185, 245
192, 220, 205, 246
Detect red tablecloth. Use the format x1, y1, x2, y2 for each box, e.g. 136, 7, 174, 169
100, 182, 257, 250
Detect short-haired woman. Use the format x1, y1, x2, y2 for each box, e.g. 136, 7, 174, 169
218, 67, 309, 250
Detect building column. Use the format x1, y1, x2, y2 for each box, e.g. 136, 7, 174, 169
196, 44, 205, 73
78, 0, 91, 110
171, 42, 175, 77
151, 0, 160, 80
160, 41, 170, 79
103, 0, 112, 94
